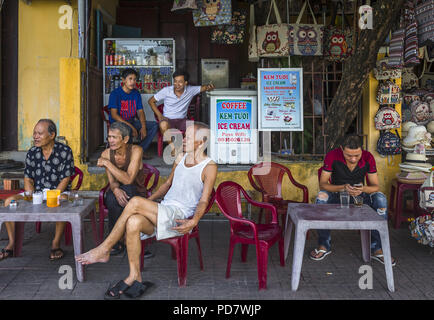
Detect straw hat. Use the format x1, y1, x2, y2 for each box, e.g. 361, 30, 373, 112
399, 152, 432, 172
402, 125, 430, 147
427, 121, 434, 134
402, 121, 417, 137
396, 171, 428, 184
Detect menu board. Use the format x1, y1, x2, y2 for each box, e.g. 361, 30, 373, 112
216, 99, 252, 144
258, 68, 303, 131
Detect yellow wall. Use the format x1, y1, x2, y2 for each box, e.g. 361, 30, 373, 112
18, 0, 78, 150
362, 72, 401, 200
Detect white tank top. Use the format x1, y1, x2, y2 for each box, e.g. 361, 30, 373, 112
161, 153, 213, 218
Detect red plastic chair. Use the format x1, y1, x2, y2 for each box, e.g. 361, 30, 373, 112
215, 181, 285, 290
98, 163, 160, 242
35, 167, 98, 246
248, 162, 309, 225
154, 95, 200, 157
140, 188, 216, 287
101, 105, 110, 133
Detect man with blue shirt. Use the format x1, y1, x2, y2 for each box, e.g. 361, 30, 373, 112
148, 70, 214, 154
109, 68, 158, 157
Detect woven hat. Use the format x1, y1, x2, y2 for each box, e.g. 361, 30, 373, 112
402, 125, 430, 147
427, 121, 434, 134
396, 171, 428, 184
399, 151, 432, 172
402, 121, 417, 137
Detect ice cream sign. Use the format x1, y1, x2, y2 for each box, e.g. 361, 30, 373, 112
258, 68, 304, 131
216, 99, 252, 143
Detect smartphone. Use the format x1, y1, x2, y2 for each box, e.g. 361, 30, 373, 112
353, 183, 363, 188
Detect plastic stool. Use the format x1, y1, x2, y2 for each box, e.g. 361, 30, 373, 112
389, 179, 423, 229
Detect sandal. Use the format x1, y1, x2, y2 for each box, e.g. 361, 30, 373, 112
124, 280, 155, 299
49, 248, 65, 261
0, 248, 13, 261
309, 248, 332, 261
372, 254, 396, 267
110, 242, 125, 256
104, 280, 130, 300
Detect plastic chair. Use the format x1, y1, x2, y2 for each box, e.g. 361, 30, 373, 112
215, 181, 285, 290
101, 105, 110, 133
140, 188, 216, 287
248, 162, 309, 225
98, 163, 160, 242
154, 95, 200, 157
35, 167, 98, 246
389, 178, 423, 229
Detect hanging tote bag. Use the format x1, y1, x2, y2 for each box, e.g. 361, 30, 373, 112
211, 8, 247, 45
193, 0, 232, 27
256, 0, 290, 57
323, 2, 354, 62
248, 4, 259, 62
419, 170, 434, 210
415, 0, 434, 46
288, 0, 324, 56
171, 0, 197, 12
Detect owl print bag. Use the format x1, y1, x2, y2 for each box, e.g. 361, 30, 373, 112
288, 0, 324, 56
256, 0, 289, 57
193, 0, 232, 27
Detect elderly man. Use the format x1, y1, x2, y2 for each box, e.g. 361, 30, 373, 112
76, 122, 217, 299
310, 134, 396, 266
98, 121, 153, 258
1, 119, 74, 261
148, 70, 214, 154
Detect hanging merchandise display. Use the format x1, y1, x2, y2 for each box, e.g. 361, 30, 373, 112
403, 0, 420, 66
376, 130, 402, 158
193, 0, 232, 27
211, 8, 247, 45
415, 0, 434, 46
387, 29, 405, 68
373, 57, 402, 80
374, 106, 402, 130
248, 4, 259, 62
256, 0, 290, 57
323, 1, 354, 62
376, 80, 402, 104
171, 0, 197, 12
402, 67, 419, 90
287, 0, 324, 56
410, 100, 432, 125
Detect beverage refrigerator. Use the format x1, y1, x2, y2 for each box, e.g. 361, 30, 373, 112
103, 38, 176, 138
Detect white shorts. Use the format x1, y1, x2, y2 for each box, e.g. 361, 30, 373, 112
139, 204, 185, 241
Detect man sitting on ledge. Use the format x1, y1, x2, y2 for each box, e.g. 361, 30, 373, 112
75, 122, 217, 299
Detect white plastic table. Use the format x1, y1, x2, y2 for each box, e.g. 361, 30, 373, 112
284, 203, 395, 292
0, 199, 97, 282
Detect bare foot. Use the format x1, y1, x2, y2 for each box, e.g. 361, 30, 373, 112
75, 247, 110, 265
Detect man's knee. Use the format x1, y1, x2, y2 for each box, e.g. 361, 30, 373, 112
126, 214, 144, 234
159, 120, 169, 132
316, 191, 329, 204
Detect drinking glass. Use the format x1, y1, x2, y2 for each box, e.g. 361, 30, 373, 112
354, 196, 363, 207
340, 191, 350, 208
23, 191, 33, 202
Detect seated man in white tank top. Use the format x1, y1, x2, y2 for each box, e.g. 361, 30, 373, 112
75, 122, 217, 299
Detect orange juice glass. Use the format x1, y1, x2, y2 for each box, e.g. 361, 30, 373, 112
47, 190, 61, 207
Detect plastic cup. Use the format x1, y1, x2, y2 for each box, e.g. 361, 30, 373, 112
32, 192, 43, 205
340, 191, 350, 208
23, 191, 33, 202
46, 190, 61, 207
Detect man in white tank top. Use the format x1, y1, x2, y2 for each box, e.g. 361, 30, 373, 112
75, 122, 217, 299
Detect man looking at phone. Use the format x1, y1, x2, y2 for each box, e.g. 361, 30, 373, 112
310, 134, 396, 266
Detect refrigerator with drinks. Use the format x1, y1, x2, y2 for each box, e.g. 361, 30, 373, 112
103, 38, 175, 138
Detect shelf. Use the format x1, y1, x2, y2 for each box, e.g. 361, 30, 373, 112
105, 65, 174, 68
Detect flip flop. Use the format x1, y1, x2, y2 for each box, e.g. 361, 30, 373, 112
124, 280, 155, 299
49, 248, 65, 261
309, 248, 332, 261
104, 280, 130, 300
372, 254, 396, 267
0, 248, 13, 261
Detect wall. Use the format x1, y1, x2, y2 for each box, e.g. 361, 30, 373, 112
18, 0, 78, 150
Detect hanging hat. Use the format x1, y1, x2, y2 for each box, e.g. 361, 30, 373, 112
402, 121, 417, 137
402, 125, 431, 147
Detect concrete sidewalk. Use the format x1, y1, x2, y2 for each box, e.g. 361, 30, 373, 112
0, 212, 433, 300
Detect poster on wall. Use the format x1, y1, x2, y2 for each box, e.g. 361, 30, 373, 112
258, 68, 303, 131
216, 99, 253, 144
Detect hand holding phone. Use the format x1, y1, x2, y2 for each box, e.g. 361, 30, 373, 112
353, 183, 363, 188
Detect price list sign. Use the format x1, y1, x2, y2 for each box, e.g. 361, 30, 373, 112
258, 68, 303, 131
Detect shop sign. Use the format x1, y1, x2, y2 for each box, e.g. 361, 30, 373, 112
258, 68, 303, 131
216, 99, 252, 144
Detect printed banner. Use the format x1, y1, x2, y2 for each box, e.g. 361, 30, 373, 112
216, 99, 252, 144
258, 68, 304, 131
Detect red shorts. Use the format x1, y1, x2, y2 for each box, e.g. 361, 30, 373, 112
166, 118, 188, 133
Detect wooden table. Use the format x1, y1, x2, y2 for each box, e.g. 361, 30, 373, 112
0, 199, 97, 282
284, 203, 395, 292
